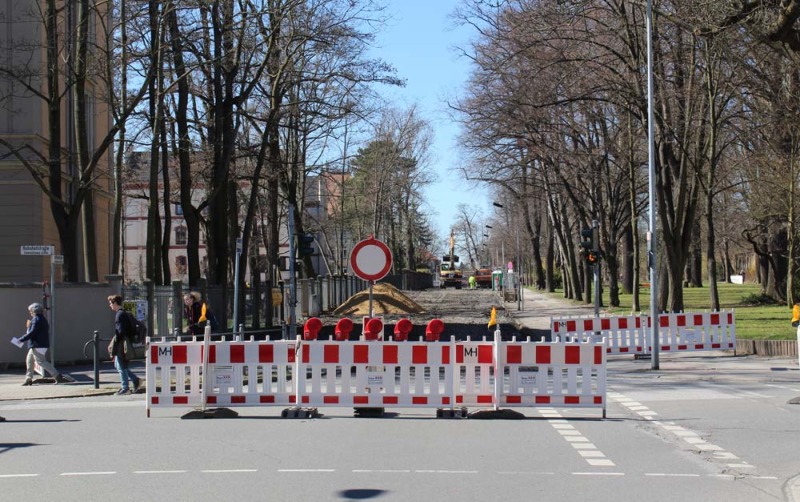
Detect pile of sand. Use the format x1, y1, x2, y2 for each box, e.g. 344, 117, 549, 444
332, 283, 427, 316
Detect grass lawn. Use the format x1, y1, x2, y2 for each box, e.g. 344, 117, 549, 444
540, 282, 796, 340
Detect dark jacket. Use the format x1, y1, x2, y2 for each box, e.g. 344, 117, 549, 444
19, 314, 49, 349
112, 309, 134, 359
185, 301, 205, 335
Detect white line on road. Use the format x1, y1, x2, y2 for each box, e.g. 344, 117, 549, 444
60, 471, 116, 476
572, 472, 625, 476
0, 474, 38, 478
538, 408, 616, 467
201, 469, 258, 473
414, 470, 478, 474
134, 470, 188, 474
645, 473, 701, 477
353, 470, 411, 473
277, 469, 335, 473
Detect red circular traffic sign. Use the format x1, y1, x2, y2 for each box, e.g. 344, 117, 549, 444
349, 236, 392, 281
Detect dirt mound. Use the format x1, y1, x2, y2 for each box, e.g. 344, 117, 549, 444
333, 283, 427, 316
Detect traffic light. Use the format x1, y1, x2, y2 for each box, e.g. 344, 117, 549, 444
298, 232, 315, 257
580, 227, 600, 265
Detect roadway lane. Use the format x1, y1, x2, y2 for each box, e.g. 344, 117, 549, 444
0, 388, 794, 501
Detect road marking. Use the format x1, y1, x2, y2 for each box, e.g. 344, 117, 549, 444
353, 470, 411, 473
134, 470, 188, 474
201, 469, 258, 473
414, 470, 478, 474
572, 471, 624, 476
766, 384, 800, 393
538, 408, 615, 467
497, 471, 555, 476
277, 469, 335, 473
645, 473, 701, 477
0, 474, 38, 478
612, 392, 759, 474
61, 471, 116, 476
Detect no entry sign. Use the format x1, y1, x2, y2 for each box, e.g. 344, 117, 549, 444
349, 236, 392, 282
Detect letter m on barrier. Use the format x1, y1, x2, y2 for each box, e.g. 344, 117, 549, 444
158, 346, 173, 357
464, 347, 478, 358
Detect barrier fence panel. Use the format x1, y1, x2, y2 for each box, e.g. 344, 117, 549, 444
551, 315, 647, 355
146, 340, 205, 414
202, 340, 297, 407
453, 340, 495, 407
652, 311, 736, 352
551, 311, 736, 355
146, 338, 297, 416
497, 338, 606, 416
295, 340, 455, 408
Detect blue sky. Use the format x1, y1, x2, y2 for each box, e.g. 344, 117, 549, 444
369, 0, 487, 242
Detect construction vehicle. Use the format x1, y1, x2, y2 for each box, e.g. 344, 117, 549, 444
474, 267, 493, 288
439, 230, 463, 288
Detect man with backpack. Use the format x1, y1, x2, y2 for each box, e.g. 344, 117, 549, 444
107, 295, 141, 395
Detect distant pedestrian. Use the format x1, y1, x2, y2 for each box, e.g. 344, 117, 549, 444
183, 291, 218, 336
107, 295, 141, 395
18, 303, 67, 386
468, 275, 476, 290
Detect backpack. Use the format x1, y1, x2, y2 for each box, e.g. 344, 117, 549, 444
206, 310, 219, 333
126, 312, 148, 344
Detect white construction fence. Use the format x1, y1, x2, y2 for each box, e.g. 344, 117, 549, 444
146, 324, 607, 418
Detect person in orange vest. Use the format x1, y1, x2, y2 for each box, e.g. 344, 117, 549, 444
792, 304, 800, 327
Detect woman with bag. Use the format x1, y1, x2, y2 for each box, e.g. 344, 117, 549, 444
107, 295, 141, 395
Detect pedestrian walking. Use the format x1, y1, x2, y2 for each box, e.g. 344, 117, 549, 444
18, 303, 67, 386
107, 295, 141, 395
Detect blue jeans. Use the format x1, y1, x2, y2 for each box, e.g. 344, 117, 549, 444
114, 356, 138, 391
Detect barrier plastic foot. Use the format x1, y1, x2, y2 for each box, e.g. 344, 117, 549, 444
436, 407, 468, 419
181, 407, 239, 419
281, 407, 319, 419
353, 407, 384, 417
468, 408, 525, 419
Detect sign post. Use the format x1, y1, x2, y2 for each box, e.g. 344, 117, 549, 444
233, 237, 243, 338
349, 236, 393, 318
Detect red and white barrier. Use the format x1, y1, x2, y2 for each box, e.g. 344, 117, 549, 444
295, 341, 455, 407
551, 315, 647, 354
551, 311, 736, 355
145, 321, 608, 418
146, 337, 297, 415
497, 339, 606, 411
651, 311, 736, 352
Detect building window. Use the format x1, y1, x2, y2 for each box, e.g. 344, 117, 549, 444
176, 256, 187, 275
175, 226, 187, 245
175, 204, 183, 216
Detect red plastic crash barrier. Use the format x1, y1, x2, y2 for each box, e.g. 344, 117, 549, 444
425, 319, 444, 342
334, 318, 354, 341
393, 318, 413, 341
303, 317, 323, 340
364, 317, 384, 341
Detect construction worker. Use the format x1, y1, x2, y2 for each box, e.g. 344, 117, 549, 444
468, 274, 476, 290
